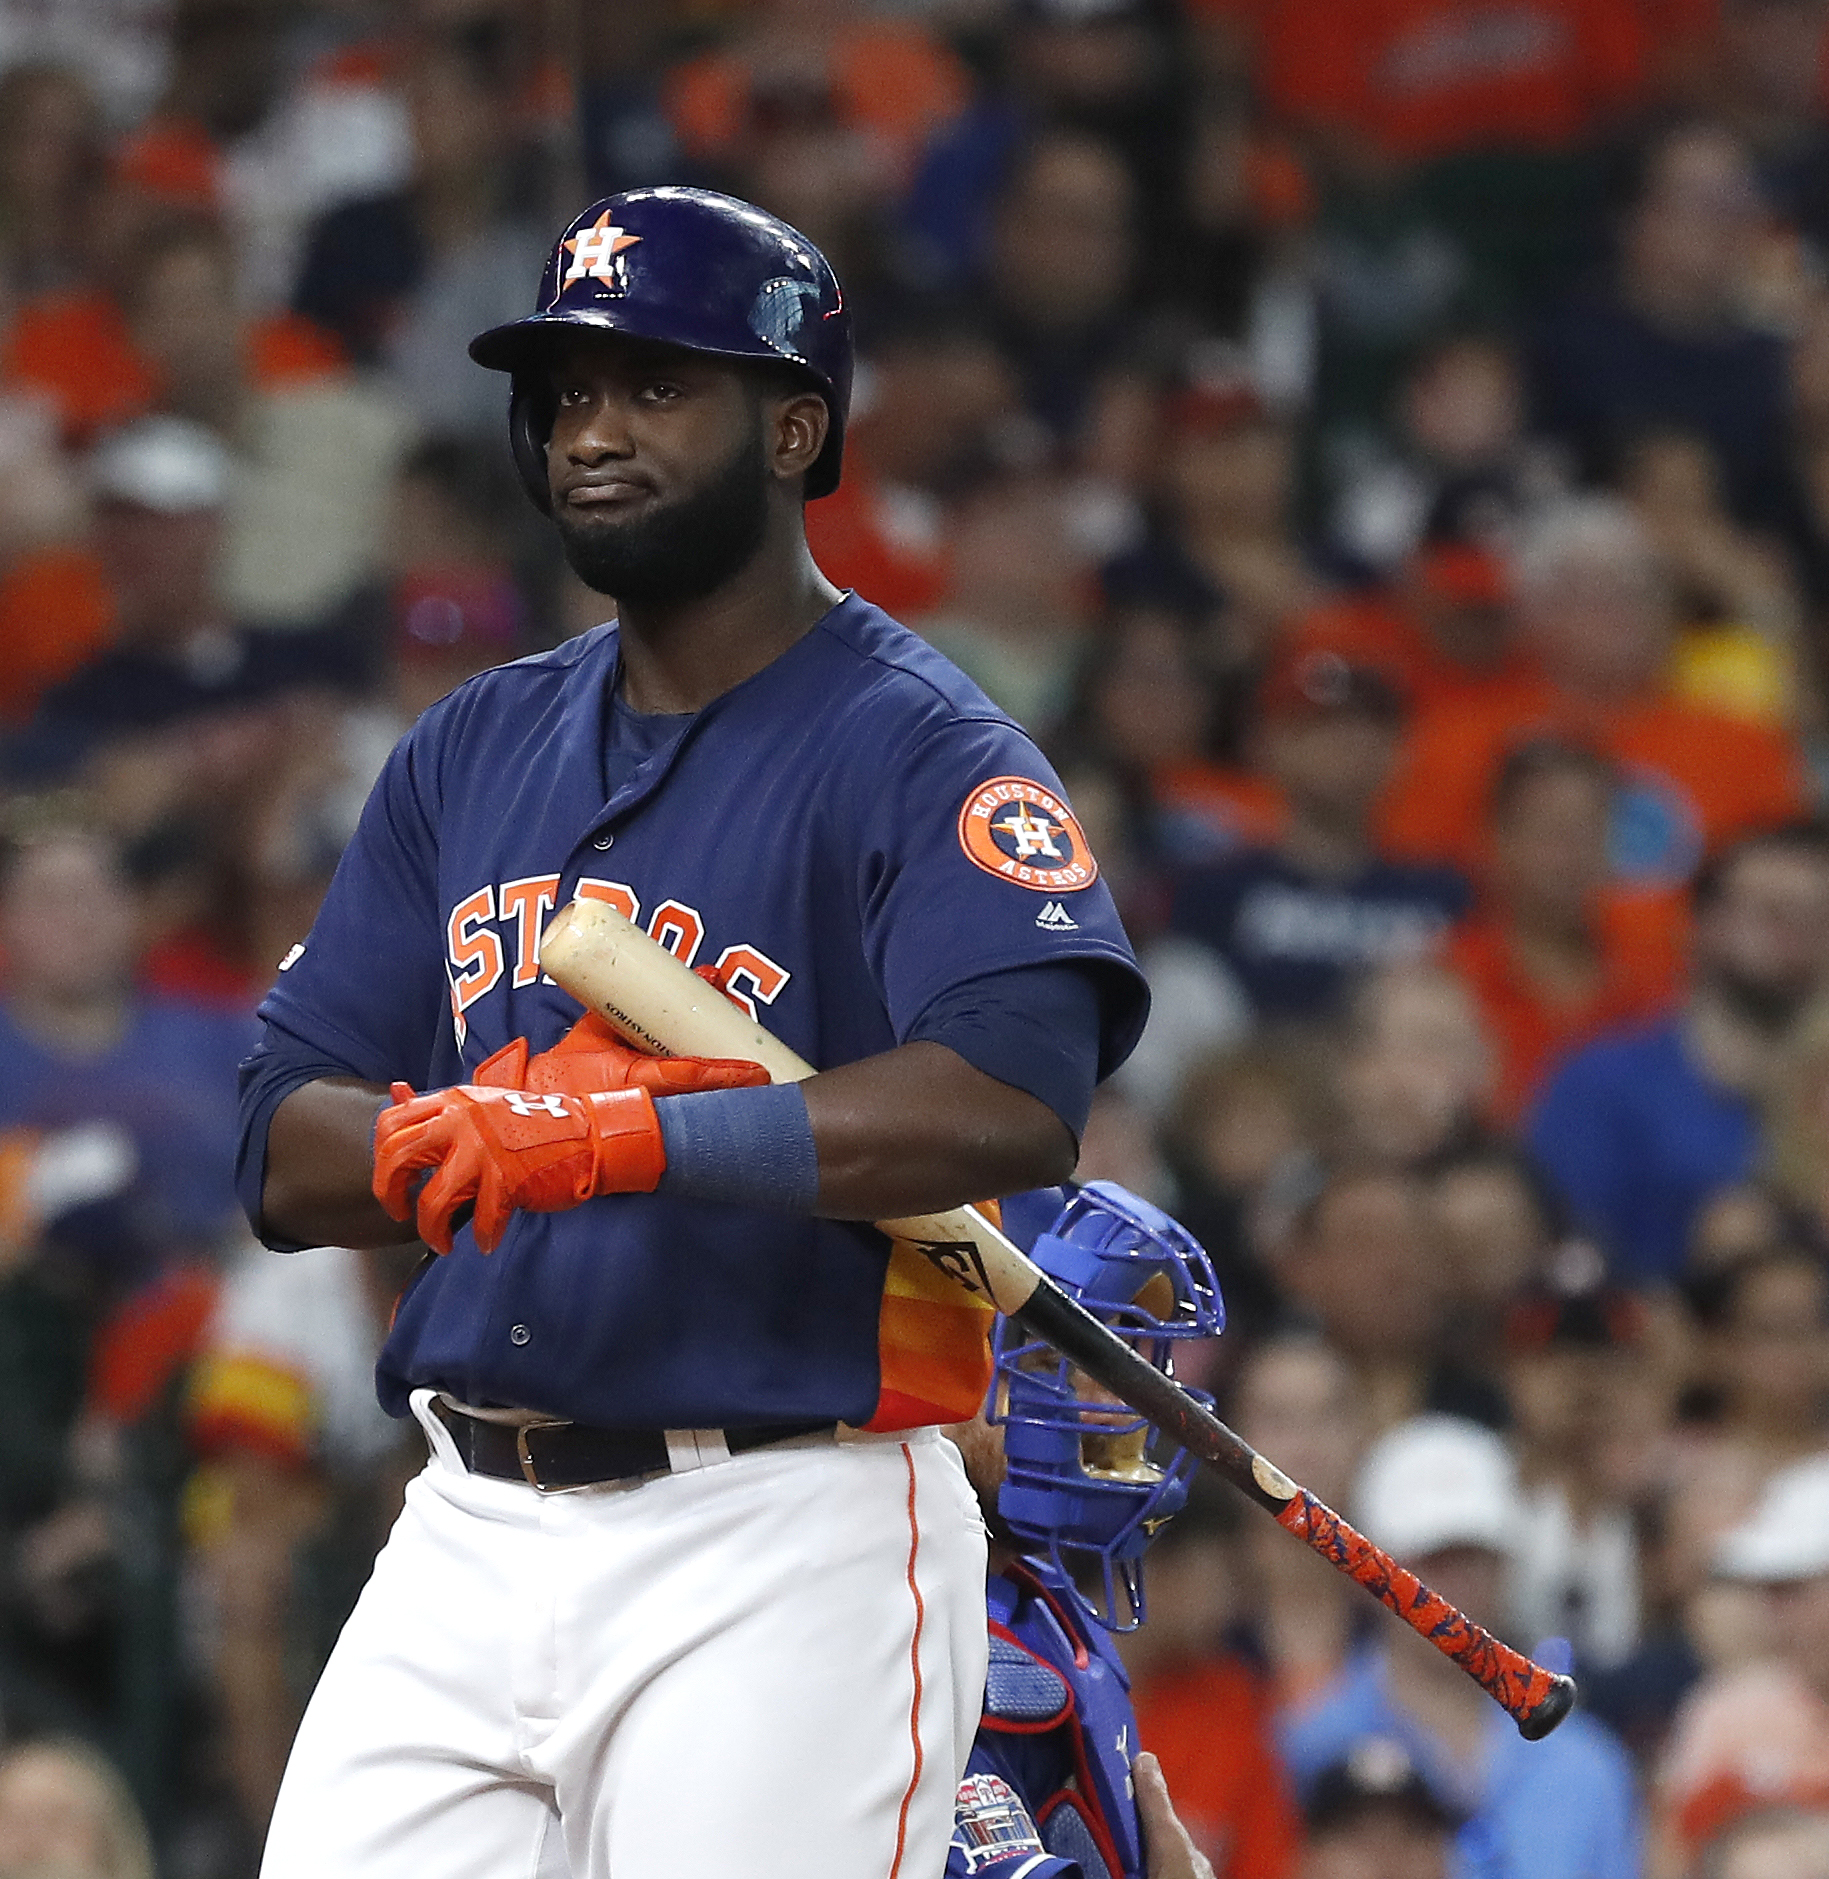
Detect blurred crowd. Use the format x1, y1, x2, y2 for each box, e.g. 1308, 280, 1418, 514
9, 0, 1829, 1875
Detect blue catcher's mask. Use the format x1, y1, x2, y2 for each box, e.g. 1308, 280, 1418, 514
991, 1181, 1224, 1631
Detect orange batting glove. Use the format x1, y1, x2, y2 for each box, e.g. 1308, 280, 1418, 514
470, 1010, 769, 1100
372, 1081, 666, 1256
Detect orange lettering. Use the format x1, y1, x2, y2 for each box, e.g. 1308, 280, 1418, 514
500, 875, 561, 987
447, 887, 504, 1012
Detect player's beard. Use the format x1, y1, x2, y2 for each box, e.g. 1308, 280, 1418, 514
553, 422, 771, 607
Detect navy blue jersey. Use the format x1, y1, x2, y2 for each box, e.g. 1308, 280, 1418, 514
948, 1562, 1144, 1879
238, 594, 1146, 1429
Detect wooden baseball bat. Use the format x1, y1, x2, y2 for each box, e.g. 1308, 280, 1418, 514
539, 897, 1577, 1740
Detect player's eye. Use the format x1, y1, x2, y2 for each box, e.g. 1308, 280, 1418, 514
638, 380, 684, 404
556, 384, 590, 407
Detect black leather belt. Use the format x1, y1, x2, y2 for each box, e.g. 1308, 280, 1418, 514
431, 1398, 834, 1493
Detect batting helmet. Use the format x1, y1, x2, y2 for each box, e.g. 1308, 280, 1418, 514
469, 187, 852, 510
993, 1182, 1224, 1631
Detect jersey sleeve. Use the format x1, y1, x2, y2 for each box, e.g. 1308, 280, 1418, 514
856, 715, 1147, 1078
950, 1764, 1082, 1879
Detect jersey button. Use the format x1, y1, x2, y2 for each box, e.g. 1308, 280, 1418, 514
593, 833, 614, 850
509, 1324, 532, 1346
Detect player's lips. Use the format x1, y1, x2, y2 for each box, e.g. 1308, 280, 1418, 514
561, 476, 655, 508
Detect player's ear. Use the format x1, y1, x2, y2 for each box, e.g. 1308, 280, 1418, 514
768, 391, 829, 486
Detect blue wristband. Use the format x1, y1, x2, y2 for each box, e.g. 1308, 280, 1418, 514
653, 1083, 820, 1213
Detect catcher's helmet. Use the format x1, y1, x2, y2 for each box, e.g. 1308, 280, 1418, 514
993, 1181, 1225, 1631
469, 187, 851, 512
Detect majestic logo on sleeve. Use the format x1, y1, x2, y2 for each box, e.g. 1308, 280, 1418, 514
958, 777, 1098, 893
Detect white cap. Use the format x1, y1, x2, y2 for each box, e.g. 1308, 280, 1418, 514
1716, 1455, 1829, 1584
1353, 1415, 1521, 1559
89, 416, 232, 513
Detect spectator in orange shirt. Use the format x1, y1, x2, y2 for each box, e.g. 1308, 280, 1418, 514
1378, 496, 1808, 887
4, 213, 346, 447
1293, 474, 1545, 720
664, 0, 968, 192
1256, 0, 1647, 170
1448, 738, 1686, 1121
805, 308, 1018, 621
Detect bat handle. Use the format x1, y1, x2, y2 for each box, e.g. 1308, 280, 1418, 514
1276, 1487, 1577, 1741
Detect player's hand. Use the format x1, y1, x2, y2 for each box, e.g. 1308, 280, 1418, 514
472, 1010, 769, 1100
371, 1081, 666, 1255
1134, 1753, 1216, 1879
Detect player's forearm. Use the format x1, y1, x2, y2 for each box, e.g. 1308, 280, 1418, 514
262, 1077, 401, 1248
801, 1041, 1077, 1219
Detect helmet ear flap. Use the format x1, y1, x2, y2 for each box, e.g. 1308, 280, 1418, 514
508, 379, 555, 515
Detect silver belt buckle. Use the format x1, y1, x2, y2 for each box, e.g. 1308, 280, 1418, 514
513, 1418, 573, 1493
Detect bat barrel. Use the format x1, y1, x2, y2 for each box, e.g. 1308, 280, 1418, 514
1013, 1276, 1577, 1740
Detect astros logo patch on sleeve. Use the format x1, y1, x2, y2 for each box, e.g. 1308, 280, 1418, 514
954, 1772, 1047, 1871
958, 778, 1098, 893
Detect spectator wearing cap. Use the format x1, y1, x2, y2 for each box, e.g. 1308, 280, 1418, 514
28, 417, 306, 751
1502, 1283, 1655, 1678
1529, 123, 1797, 536
1653, 1455, 1829, 1866
1167, 647, 1468, 1024
1105, 376, 1325, 662
1294, 474, 1546, 721
1279, 1415, 1643, 1879
1445, 739, 1685, 1122
1300, 1736, 1460, 1879
184, 1236, 410, 1834
1377, 497, 1808, 890
1529, 824, 1829, 1284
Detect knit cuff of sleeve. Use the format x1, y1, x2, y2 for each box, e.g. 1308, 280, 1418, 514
652, 1082, 820, 1213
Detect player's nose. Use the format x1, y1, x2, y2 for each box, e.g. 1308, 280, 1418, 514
561, 396, 638, 465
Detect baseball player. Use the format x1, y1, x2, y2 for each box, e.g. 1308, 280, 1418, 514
235, 186, 1148, 1879
948, 1182, 1224, 1879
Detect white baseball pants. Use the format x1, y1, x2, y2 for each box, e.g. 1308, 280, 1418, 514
259, 1395, 988, 1879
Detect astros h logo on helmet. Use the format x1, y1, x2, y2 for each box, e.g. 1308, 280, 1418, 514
553, 210, 642, 302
